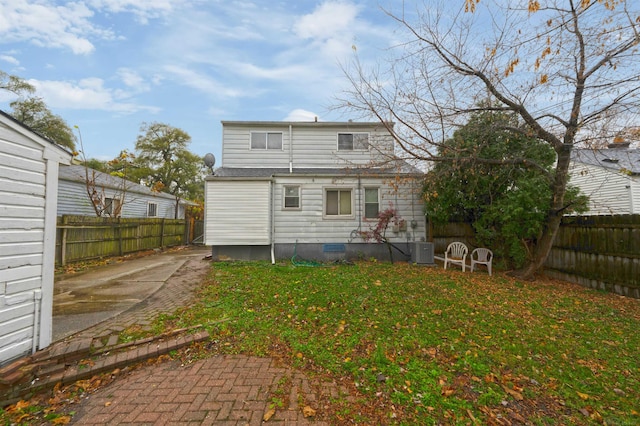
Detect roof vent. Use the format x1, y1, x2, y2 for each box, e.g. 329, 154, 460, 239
602, 158, 619, 163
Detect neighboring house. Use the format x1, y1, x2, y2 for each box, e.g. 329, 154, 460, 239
569, 143, 640, 215
204, 120, 426, 262
0, 110, 73, 366
58, 164, 193, 219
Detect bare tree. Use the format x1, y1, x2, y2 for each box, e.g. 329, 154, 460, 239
339, 0, 640, 278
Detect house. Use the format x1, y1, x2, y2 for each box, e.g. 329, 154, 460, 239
0, 110, 72, 366
204, 121, 426, 262
58, 164, 193, 219
569, 143, 640, 214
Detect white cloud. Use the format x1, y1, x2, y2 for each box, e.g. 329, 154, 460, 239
0, 54, 18, 65
284, 109, 320, 122
116, 68, 149, 90
294, 1, 360, 41
28, 78, 159, 114
0, 0, 113, 54
88, 0, 189, 24
163, 65, 255, 98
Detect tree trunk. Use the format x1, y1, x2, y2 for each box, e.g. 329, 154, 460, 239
514, 145, 572, 279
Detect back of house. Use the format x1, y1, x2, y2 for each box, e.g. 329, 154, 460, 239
204, 120, 426, 262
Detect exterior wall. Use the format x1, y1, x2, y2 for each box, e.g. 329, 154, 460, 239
0, 119, 70, 365
221, 122, 395, 169
569, 161, 635, 214
272, 175, 425, 245
204, 179, 271, 246
57, 177, 183, 219
205, 174, 426, 261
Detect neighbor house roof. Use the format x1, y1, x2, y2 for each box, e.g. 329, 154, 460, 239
572, 147, 640, 175
59, 164, 196, 205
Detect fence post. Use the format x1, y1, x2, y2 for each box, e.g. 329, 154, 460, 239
61, 216, 68, 266
117, 218, 123, 256
160, 218, 165, 248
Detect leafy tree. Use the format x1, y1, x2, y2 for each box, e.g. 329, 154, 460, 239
0, 70, 34, 95
134, 122, 205, 218
424, 111, 587, 269
10, 97, 76, 151
340, 0, 640, 278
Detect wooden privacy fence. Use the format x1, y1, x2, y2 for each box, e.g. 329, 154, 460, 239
544, 215, 640, 298
56, 215, 188, 266
430, 215, 640, 298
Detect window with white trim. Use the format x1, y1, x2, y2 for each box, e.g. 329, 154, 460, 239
251, 132, 283, 150
104, 197, 122, 217
364, 188, 380, 219
284, 185, 300, 209
147, 202, 158, 217
338, 133, 369, 150
325, 189, 352, 217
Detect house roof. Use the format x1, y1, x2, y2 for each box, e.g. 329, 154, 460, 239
213, 162, 423, 178
59, 164, 196, 205
221, 120, 394, 129
571, 148, 640, 175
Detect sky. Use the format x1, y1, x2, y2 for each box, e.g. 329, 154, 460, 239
0, 0, 402, 163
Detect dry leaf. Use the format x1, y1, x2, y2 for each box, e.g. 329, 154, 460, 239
51, 415, 72, 425
577, 391, 590, 400
503, 386, 524, 401
263, 407, 276, 421
303, 405, 316, 418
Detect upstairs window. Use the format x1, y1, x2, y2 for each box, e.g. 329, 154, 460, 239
147, 202, 158, 217
338, 133, 369, 151
325, 189, 352, 217
284, 186, 300, 209
251, 132, 283, 150
364, 188, 380, 219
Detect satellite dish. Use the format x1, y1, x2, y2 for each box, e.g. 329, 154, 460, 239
204, 153, 216, 174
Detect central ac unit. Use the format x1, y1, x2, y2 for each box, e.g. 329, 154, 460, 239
413, 242, 434, 265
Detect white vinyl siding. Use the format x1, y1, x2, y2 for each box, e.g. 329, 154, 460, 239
569, 161, 636, 215
221, 122, 394, 169
1, 117, 71, 365
272, 176, 424, 244
205, 180, 271, 245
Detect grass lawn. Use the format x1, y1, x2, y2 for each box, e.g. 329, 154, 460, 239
150, 260, 640, 425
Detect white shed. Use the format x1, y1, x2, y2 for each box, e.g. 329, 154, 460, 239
0, 111, 72, 366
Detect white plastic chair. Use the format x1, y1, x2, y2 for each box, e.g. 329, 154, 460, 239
471, 248, 493, 276
444, 242, 468, 272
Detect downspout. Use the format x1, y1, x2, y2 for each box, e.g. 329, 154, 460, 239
289, 124, 293, 173
32, 290, 42, 354
271, 178, 276, 264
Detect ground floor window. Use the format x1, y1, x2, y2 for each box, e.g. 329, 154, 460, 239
147, 202, 158, 217
325, 189, 352, 217
104, 197, 122, 217
284, 185, 300, 209
364, 187, 379, 219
